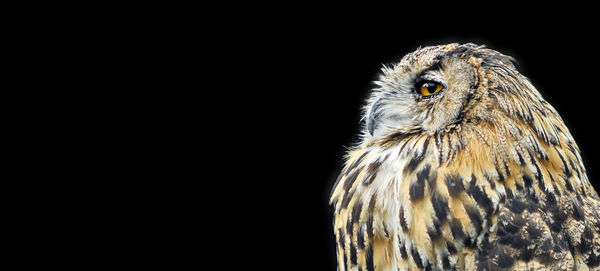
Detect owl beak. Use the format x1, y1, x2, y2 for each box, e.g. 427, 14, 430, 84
367, 98, 383, 136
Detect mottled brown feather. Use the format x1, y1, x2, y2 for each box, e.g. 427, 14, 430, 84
331, 43, 600, 271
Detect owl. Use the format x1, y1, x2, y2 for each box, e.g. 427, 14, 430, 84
330, 43, 600, 271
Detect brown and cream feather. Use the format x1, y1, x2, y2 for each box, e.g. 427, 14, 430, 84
330, 43, 600, 271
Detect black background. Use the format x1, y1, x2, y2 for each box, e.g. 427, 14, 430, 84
232, 20, 598, 270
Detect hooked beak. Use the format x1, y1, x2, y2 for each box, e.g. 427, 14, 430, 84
366, 98, 383, 136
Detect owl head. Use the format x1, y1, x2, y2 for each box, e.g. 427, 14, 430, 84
365, 43, 549, 143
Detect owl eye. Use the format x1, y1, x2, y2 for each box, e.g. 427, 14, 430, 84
416, 81, 444, 96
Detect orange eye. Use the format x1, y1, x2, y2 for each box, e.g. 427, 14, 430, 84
418, 82, 444, 96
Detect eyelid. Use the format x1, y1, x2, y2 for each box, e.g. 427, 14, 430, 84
415, 79, 445, 89
417, 73, 442, 83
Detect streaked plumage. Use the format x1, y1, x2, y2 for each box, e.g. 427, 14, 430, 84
330, 43, 600, 270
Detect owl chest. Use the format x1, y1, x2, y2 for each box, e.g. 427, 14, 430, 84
362, 150, 491, 269
365, 150, 435, 232
367, 161, 434, 240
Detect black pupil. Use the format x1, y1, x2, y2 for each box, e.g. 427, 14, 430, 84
424, 83, 438, 93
